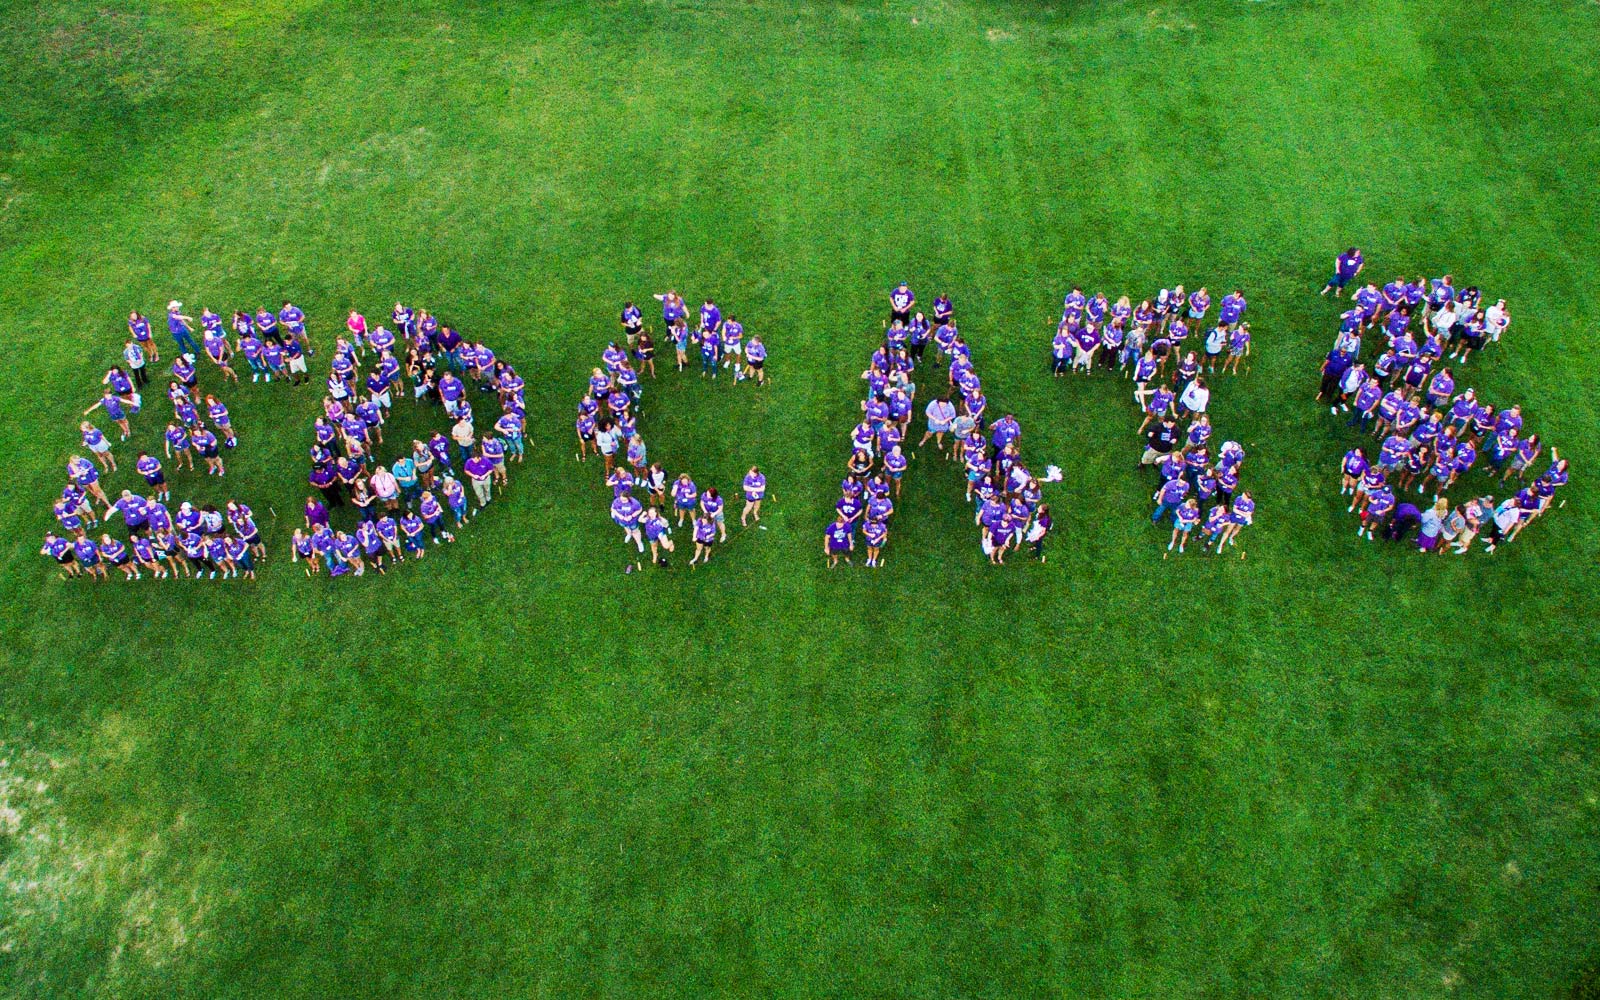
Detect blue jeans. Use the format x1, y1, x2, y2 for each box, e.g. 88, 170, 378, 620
172, 330, 201, 356
1151, 502, 1176, 524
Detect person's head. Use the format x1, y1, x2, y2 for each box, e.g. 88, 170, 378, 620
80, 421, 93, 432
1195, 377, 1207, 390
1346, 246, 1359, 256
678, 473, 690, 483
1232, 288, 1243, 297
706, 487, 719, 500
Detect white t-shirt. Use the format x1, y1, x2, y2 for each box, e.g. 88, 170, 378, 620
1180, 383, 1210, 413
1484, 304, 1509, 339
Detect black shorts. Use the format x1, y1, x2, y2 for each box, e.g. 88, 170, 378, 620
749, 359, 764, 370
891, 309, 910, 324
55, 552, 74, 565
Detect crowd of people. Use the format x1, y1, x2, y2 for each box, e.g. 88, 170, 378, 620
293, 304, 526, 577
1316, 250, 1568, 552
42, 300, 285, 581
1044, 284, 1255, 555
584, 292, 768, 569
826, 284, 1052, 567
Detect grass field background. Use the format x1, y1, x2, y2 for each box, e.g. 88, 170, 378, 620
2, 0, 1598, 995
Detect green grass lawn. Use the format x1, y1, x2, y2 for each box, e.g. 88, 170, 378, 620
2, 0, 1599, 995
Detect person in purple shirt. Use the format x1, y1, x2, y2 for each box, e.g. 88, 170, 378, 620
165, 301, 201, 357
1051, 323, 1073, 376
740, 466, 767, 526
612, 491, 645, 554
824, 514, 855, 568
687, 514, 718, 567
74, 535, 108, 581
41, 533, 79, 579
1167, 498, 1200, 554
1359, 485, 1395, 539
889, 283, 915, 323
743, 335, 767, 386
1322, 248, 1364, 296
463, 451, 495, 510
668, 473, 699, 526
699, 299, 722, 338
129, 310, 159, 363
694, 324, 720, 377
1217, 289, 1247, 329
1353, 282, 1382, 324
1151, 477, 1189, 524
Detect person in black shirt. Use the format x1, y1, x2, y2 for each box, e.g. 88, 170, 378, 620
1139, 417, 1180, 468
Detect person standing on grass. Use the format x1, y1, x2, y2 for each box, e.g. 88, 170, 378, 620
699, 323, 721, 378
1178, 376, 1209, 418
1218, 288, 1247, 331
1167, 498, 1199, 553
721, 315, 745, 378
688, 513, 717, 567
700, 487, 727, 542
129, 310, 159, 363
419, 490, 456, 545
464, 449, 495, 512
612, 489, 645, 555
1026, 503, 1052, 562
201, 316, 238, 381
825, 512, 854, 568
643, 506, 674, 566
75, 534, 108, 581
165, 301, 201, 357
741, 467, 766, 525
123, 337, 150, 387
80, 420, 117, 471
85, 386, 136, 441
1151, 475, 1188, 525
862, 516, 888, 568
889, 282, 914, 325
744, 334, 767, 385
1321, 248, 1364, 296
42, 533, 79, 579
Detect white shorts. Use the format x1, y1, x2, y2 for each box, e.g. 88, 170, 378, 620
288, 356, 308, 373
725, 342, 743, 355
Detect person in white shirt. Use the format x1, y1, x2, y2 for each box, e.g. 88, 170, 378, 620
595, 421, 621, 473
1178, 377, 1210, 417
1484, 299, 1510, 342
